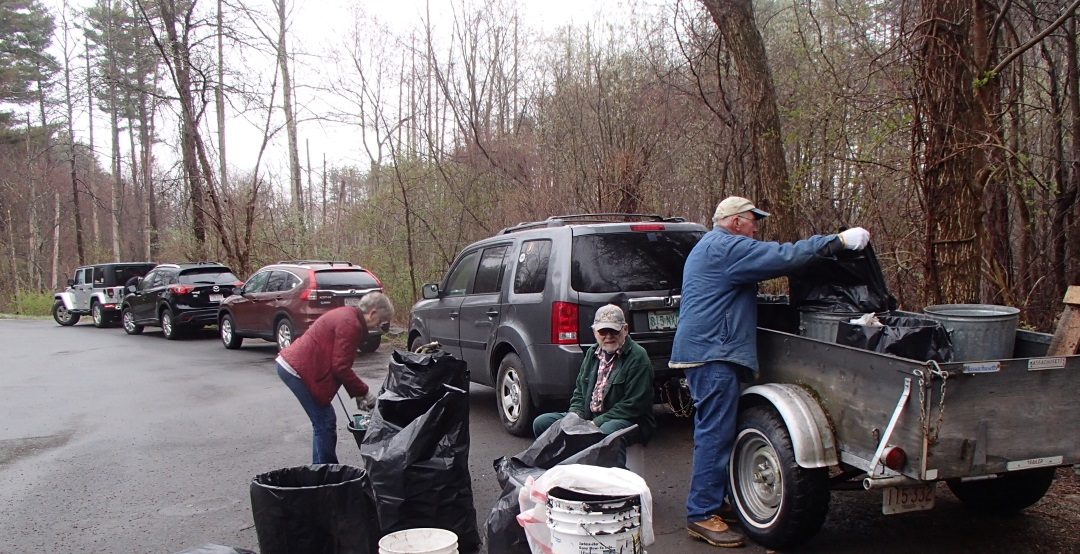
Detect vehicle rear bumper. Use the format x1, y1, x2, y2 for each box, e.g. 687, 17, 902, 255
174, 308, 220, 325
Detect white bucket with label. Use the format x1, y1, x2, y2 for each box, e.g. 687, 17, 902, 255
378, 528, 458, 554
546, 487, 644, 554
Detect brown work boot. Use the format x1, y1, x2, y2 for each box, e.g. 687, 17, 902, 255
687, 515, 746, 548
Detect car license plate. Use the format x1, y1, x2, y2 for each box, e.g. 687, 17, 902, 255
882, 484, 935, 515
344, 297, 361, 307
647, 310, 678, 331
210, 294, 223, 302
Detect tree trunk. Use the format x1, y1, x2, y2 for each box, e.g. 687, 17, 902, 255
275, 0, 303, 225
912, 0, 988, 304
66, 31, 86, 265
86, 36, 100, 249
216, 0, 227, 195
1066, 17, 1080, 286
51, 192, 60, 289
700, 0, 794, 241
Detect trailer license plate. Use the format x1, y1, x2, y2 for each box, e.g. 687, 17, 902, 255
882, 484, 935, 515
648, 310, 678, 331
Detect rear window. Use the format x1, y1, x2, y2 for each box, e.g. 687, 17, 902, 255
571, 231, 702, 293
315, 270, 380, 290
179, 268, 239, 285
109, 265, 154, 287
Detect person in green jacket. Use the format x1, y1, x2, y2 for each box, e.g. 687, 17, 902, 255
532, 304, 656, 444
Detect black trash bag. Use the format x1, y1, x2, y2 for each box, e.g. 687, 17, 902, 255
361, 349, 480, 551
249, 464, 378, 554
501, 412, 606, 473
838, 315, 954, 362
486, 416, 638, 554
790, 243, 898, 314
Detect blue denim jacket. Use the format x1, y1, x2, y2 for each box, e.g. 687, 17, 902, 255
671, 226, 837, 377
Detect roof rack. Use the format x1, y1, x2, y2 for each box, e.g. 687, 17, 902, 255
277, 260, 357, 267
498, 213, 688, 235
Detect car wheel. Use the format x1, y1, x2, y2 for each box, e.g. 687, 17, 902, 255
91, 301, 109, 328
276, 318, 294, 351
496, 353, 536, 436
220, 314, 243, 349
161, 309, 181, 340
359, 334, 381, 353
730, 405, 831, 550
122, 307, 143, 335
407, 332, 424, 353
52, 301, 79, 326
946, 468, 1055, 513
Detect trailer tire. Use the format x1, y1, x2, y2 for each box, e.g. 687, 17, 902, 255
946, 468, 1055, 513
730, 405, 830, 550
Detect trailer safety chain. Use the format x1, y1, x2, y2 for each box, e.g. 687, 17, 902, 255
927, 360, 948, 445
914, 362, 949, 446
660, 379, 694, 418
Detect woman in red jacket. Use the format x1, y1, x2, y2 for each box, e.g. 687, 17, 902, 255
276, 292, 394, 464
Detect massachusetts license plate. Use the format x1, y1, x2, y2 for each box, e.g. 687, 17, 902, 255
647, 310, 678, 331
882, 484, 935, 515
344, 297, 362, 307
209, 294, 223, 302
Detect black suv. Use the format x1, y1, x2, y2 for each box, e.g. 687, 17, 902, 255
407, 214, 706, 435
121, 262, 242, 339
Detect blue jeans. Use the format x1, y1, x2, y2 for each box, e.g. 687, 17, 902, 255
685, 361, 741, 521
277, 363, 338, 464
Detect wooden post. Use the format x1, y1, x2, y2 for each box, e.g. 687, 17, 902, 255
1046, 286, 1080, 356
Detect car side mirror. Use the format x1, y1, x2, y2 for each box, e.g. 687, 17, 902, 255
421, 283, 440, 299
67, 279, 75, 287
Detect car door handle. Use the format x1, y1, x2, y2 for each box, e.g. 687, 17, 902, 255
450, 311, 459, 319
486, 310, 498, 318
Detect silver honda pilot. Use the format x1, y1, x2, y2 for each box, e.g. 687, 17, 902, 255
408, 214, 706, 435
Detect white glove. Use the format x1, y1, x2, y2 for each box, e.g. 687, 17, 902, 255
838, 227, 870, 250
356, 389, 378, 412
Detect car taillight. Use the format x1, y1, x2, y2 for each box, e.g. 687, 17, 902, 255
168, 284, 194, 295
630, 224, 665, 231
881, 446, 907, 470
300, 270, 318, 300
551, 301, 579, 344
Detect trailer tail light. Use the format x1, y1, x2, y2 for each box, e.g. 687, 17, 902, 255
630, 224, 665, 232
881, 446, 907, 471
551, 301, 579, 344
168, 284, 194, 295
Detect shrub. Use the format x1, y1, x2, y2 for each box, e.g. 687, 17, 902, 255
13, 291, 54, 316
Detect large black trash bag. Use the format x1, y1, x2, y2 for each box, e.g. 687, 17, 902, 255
790, 243, 898, 314
249, 464, 378, 554
486, 415, 638, 554
838, 314, 954, 362
361, 349, 481, 551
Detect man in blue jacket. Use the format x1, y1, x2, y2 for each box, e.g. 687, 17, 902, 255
672, 196, 869, 547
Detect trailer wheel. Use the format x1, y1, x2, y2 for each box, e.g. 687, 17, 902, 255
729, 405, 830, 550
946, 468, 1055, 513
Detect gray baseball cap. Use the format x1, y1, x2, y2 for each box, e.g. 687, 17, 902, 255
592, 304, 627, 332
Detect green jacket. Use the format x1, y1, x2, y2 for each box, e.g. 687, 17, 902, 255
569, 337, 655, 443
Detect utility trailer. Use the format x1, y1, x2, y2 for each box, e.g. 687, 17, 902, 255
728, 303, 1080, 549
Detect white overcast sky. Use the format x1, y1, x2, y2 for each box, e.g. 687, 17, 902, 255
44, 0, 644, 185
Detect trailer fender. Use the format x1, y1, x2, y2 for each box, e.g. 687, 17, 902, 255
740, 384, 838, 468
54, 291, 76, 310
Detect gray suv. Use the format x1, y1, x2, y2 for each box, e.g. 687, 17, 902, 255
407, 214, 706, 435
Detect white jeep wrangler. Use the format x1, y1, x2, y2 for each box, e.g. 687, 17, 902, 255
53, 263, 156, 327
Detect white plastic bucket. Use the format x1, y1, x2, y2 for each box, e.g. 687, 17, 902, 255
546, 487, 643, 554
378, 528, 458, 554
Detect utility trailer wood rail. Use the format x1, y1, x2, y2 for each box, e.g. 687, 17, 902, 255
729, 303, 1080, 549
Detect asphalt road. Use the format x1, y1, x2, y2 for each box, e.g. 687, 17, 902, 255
1, 318, 1077, 553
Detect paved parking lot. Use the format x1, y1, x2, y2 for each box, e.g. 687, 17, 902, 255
1, 318, 1076, 553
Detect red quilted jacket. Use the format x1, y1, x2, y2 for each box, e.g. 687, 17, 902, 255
279, 306, 370, 405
